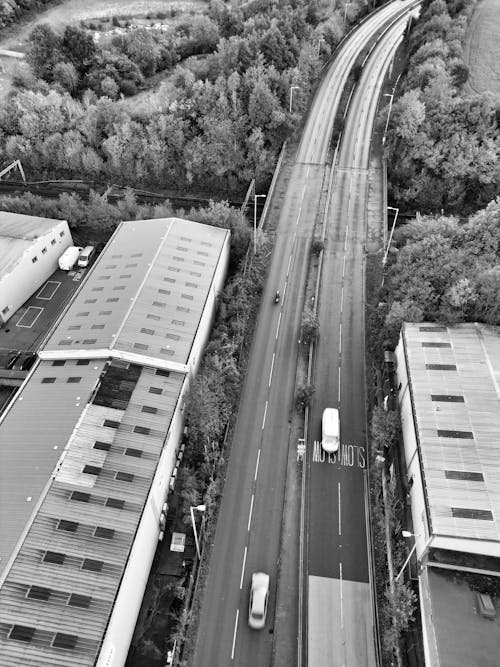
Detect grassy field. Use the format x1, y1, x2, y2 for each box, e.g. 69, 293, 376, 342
463, 0, 500, 100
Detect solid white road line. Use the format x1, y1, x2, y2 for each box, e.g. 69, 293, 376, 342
338, 367, 341, 400
339, 325, 342, 354
338, 482, 342, 536
248, 496, 254, 532
261, 401, 268, 430
254, 450, 261, 481
231, 609, 239, 660
240, 547, 247, 589
340, 286, 344, 313
268, 353, 275, 387
276, 311, 281, 339
340, 561, 344, 629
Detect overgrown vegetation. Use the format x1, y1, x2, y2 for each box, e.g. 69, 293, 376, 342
369, 407, 418, 664
383, 0, 500, 213
368, 200, 500, 358
0, 0, 371, 194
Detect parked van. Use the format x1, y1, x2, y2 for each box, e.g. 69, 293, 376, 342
78, 245, 95, 268
322, 408, 340, 453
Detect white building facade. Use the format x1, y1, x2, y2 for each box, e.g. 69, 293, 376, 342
0, 212, 72, 324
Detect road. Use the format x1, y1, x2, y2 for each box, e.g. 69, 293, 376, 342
305, 12, 411, 667
191, 3, 416, 666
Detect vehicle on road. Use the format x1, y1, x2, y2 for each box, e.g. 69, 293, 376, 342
78, 245, 95, 268
58, 246, 83, 271
322, 407, 340, 453
274, 290, 280, 303
248, 572, 269, 629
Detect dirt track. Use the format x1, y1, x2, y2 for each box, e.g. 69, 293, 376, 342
463, 0, 500, 100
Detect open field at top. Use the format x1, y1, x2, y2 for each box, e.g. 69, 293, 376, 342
463, 0, 500, 100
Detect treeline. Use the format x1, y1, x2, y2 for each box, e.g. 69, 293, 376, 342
0, 190, 251, 265
0, 0, 364, 194
22, 17, 219, 99
384, 0, 500, 214
369, 198, 500, 355
0, 0, 54, 31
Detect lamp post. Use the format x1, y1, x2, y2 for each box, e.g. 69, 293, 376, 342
190, 504, 206, 560
253, 193, 266, 254
395, 530, 420, 581
289, 85, 300, 113
382, 92, 394, 146
382, 205, 399, 267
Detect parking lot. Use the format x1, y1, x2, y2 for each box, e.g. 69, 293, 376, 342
0, 264, 91, 367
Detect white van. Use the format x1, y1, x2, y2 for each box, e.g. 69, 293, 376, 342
78, 245, 95, 268
322, 408, 340, 453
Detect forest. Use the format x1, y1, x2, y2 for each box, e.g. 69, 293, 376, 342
384, 0, 500, 214
0, 0, 362, 195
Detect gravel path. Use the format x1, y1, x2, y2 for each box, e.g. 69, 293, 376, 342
463, 0, 500, 100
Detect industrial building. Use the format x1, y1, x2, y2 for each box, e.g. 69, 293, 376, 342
0, 212, 72, 325
0, 217, 230, 666
395, 322, 500, 667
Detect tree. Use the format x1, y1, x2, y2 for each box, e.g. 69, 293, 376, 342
61, 26, 97, 76
119, 28, 161, 77
295, 384, 315, 411
25, 24, 62, 81
52, 62, 79, 93
301, 308, 319, 343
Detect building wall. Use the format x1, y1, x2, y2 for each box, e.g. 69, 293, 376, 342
395, 333, 430, 559
0, 221, 71, 324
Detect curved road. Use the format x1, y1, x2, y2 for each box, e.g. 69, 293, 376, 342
191, 3, 416, 666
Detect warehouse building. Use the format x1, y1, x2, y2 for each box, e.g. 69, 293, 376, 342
0, 212, 72, 325
395, 322, 500, 667
0, 217, 230, 666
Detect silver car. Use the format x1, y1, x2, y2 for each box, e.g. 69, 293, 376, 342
248, 572, 269, 629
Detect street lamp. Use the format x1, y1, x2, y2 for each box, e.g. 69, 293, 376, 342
289, 85, 300, 113
382, 92, 394, 146
253, 193, 266, 254
395, 531, 420, 581
190, 504, 206, 560
382, 205, 399, 267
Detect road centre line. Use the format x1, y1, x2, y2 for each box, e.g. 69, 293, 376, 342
344, 225, 349, 250
276, 312, 281, 339
342, 253, 347, 278
287, 254, 293, 276
340, 562, 344, 629
254, 450, 261, 481
340, 286, 344, 313
268, 353, 275, 387
339, 325, 342, 354
338, 367, 341, 400
240, 547, 247, 589
231, 609, 239, 660
247, 496, 254, 532
338, 482, 342, 536
262, 401, 268, 430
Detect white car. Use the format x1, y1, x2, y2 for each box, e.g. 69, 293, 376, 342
248, 572, 269, 629
322, 407, 340, 453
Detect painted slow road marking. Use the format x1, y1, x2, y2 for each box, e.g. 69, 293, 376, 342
312, 441, 366, 467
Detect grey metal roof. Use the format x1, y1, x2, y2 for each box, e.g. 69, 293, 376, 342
0, 359, 184, 665
0, 359, 107, 581
42, 217, 230, 366
402, 323, 500, 547
0, 212, 66, 277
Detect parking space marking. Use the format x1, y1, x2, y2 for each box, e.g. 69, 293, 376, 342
36, 281, 61, 300
16, 307, 43, 328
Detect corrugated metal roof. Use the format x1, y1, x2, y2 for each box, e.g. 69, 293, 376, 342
402, 323, 500, 547
0, 360, 184, 665
0, 360, 107, 580
0, 212, 65, 277
0, 216, 228, 664
43, 217, 229, 365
